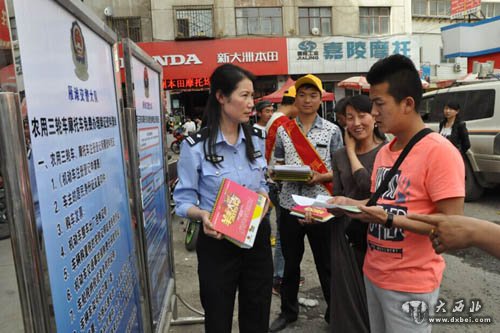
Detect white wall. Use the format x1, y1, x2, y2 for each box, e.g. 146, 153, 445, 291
150, 0, 413, 41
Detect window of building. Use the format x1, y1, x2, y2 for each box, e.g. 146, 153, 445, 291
359, 7, 390, 36
174, 6, 214, 39
298, 7, 332, 36
412, 0, 427, 16
108, 17, 142, 42
440, 48, 456, 64
412, 0, 450, 17
429, 0, 450, 16
482, 2, 500, 17
235, 7, 282, 35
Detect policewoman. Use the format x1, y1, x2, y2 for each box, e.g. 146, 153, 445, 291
173, 64, 273, 333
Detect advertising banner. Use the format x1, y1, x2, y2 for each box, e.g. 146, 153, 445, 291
0, 0, 10, 49
136, 37, 288, 88
13, 0, 143, 331
287, 35, 420, 74
451, 0, 481, 19
131, 55, 171, 323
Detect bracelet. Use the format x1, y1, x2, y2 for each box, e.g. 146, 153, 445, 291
385, 212, 394, 229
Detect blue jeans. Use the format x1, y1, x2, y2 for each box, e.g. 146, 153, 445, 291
273, 209, 284, 279
268, 182, 284, 279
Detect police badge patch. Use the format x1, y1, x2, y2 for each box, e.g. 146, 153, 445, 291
144, 66, 150, 98
71, 21, 89, 81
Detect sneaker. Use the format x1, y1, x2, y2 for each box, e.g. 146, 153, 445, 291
299, 276, 305, 287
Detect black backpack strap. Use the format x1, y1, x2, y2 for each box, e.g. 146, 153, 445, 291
367, 128, 433, 206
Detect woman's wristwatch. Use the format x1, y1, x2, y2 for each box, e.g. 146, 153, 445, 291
385, 212, 394, 229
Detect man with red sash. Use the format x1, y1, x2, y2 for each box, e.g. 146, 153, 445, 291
269, 74, 343, 332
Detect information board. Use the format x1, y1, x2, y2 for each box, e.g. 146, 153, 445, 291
130, 54, 172, 323
12, 0, 143, 331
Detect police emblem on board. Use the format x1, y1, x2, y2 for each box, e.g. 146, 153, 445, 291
144, 66, 150, 98
71, 21, 89, 81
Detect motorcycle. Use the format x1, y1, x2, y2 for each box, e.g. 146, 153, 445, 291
168, 161, 200, 252
170, 128, 184, 154
0, 187, 10, 240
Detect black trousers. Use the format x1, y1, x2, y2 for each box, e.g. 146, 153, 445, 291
196, 219, 273, 333
279, 208, 331, 321
330, 216, 370, 333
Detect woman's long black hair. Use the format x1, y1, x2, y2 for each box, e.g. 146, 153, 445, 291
203, 64, 257, 166
445, 100, 462, 123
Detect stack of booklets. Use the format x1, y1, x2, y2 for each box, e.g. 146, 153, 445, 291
290, 205, 334, 222
292, 194, 362, 213
210, 178, 267, 248
270, 165, 312, 182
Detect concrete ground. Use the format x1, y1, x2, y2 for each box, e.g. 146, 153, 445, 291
168, 191, 500, 333
1, 180, 498, 333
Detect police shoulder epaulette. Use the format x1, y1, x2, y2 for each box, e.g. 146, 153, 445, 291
185, 127, 208, 146
251, 127, 265, 139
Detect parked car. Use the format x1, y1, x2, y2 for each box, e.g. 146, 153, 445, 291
419, 79, 500, 201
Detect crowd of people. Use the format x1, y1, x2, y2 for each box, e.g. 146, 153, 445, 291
173, 55, 499, 333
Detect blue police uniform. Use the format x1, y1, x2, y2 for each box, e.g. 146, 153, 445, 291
174, 125, 273, 333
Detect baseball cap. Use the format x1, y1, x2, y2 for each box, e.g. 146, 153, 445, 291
283, 85, 296, 98
255, 100, 273, 112
295, 74, 323, 95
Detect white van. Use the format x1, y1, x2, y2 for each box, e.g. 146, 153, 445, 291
419, 79, 500, 201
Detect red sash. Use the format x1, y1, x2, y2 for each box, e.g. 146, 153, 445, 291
265, 115, 290, 163
283, 120, 333, 194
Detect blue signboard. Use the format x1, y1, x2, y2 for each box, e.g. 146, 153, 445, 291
13, 0, 143, 332
131, 56, 172, 322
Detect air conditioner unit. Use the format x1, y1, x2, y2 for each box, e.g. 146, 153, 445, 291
311, 27, 320, 36
453, 63, 461, 73
103, 6, 113, 17
472, 61, 481, 74
478, 61, 495, 78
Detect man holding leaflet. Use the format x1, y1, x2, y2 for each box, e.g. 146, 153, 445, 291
269, 74, 342, 332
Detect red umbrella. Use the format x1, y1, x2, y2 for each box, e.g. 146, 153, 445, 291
256, 77, 295, 103
0, 64, 16, 92
338, 76, 370, 91
339, 75, 429, 91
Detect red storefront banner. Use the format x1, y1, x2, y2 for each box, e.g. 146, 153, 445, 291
451, 0, 481, 19
134, 37, 288, 89
0, 0, 11, 49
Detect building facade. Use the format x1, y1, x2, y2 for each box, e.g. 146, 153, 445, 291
412, 0, 500, 85
82, 0, 420, 118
